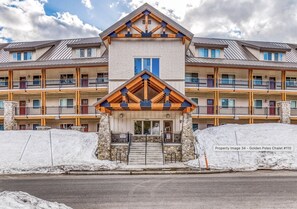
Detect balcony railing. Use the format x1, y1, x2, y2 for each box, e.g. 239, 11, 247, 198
186, 78, 283, 90
291, 108, 297, 116
192, 106, 280, 116
13, 80, 41, 89
15, 107, 42, 115
0, 108, 4, 115
80, 78, 108, 88
46, 79, 76, 89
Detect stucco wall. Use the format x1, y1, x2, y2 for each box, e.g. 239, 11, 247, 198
108, 39, 185, 93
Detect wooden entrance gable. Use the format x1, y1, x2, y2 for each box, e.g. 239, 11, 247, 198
94, 70, 197, 114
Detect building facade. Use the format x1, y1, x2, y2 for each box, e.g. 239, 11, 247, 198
0, 3, 297, 136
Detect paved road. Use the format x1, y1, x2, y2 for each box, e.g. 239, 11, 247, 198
1, 171, 297, 209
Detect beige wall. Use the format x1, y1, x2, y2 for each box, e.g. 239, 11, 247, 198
108, 39, 185, 93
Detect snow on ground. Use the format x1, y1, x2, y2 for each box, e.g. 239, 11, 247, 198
0, 191, 72, 209
188, 123, 297, 171
0, 129, 118, 174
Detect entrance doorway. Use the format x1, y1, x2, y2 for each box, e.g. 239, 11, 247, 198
81, 74, 88, 87
207, 75, 214, 87
163, 120, 173, 142
20, 77, 26, 89
207, 99, 214, 114
81, 99, 88, 114
269, 77, 276, 89
269, 101, 276, 115
19, 101, 26, 115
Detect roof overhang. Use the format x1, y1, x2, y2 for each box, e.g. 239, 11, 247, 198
238, 41, 291, 52
94, 70, 197, 114
4, 41, 59, 52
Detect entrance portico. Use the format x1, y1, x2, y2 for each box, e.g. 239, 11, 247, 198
95, 71, 197, 164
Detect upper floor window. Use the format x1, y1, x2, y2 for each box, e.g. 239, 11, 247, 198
263, 52, 283, 61
254, 100, 263, 109
134, 58, 159, 77
198, 48, 221, 58
286, 77, 297, 87
76, 48, 96, 58
211, 49, 220, 58
97, 73, 108, 83
221, 99, 235, 108
185, 73, 198, 83
221, 74, 235, 85
59, 98, 74, 108
24, 52, 32, 60
291, 101, 297, 109
33, 100, 40, 109
253, 76, 262, 86
198, 48, 209, 57
60, 74, 74, 84
0, 77, 8, 87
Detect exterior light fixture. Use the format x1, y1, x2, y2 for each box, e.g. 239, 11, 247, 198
166, 114, 170, 119
119, 113, 124, 118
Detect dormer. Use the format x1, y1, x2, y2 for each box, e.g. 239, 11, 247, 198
238, 40, 291, 62
4, 40, 57, 62
191, 37, 228, 58
67, 37, 103, 59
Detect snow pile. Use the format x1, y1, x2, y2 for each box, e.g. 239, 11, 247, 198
0, 191, 72, 209
189, 123, 297, 171
0, 129, 118, 174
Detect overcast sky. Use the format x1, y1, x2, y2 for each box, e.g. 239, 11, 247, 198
1, 0, 297, 43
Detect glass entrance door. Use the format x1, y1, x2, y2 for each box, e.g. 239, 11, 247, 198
163, 120, 173, 142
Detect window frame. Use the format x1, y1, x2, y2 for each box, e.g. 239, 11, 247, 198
134, 120, 161, 136
59, 98, 74, 108
254, 100, 263, 109
134, 57, 160, 77
32, 99, 40, 109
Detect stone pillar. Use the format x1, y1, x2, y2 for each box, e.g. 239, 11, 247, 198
97, 113, 112, 160
4, 101, 17, 130
181, 113, 195, 162
277, 101, 291, 124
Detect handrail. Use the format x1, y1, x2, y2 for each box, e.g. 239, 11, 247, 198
145, 134, 148, 165
161, 131, 165, 165
170, 153, 177, 163
127, 132, 132, 165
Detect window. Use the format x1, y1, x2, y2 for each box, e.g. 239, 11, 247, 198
142, 19, 152, 24
185, 73, 198, 83
12, 52, 22, 61
254, 100, 263, 109
97, 98, 102, 101
263, 52, 272, 61
60, 124, 73, 129
0, 77, 8, 87
253, 76, 262, 86
33, 75, 40, 86
59, 99, 74, 108
79, 49, 85, 57
134, 120, 160, 135
97, 73, 108, 83
0, 124, 3, 131
221, 99, 235, 108
291, 101, 297, 109
211, 49, 220, 58
60, 74, 74, 84
24, 52, 32, 60
221, 74, 235, 85
134, 58, 160, 77
0, 101, 3, 109
33, 124, 39, 130
198, 48, 209, 57
191, 98, 198, 105
86, 48, 95, 57
33, 100, 40, 109
286, 77, 296, 87
274, 52, 283, 61
192, 123, 198, 131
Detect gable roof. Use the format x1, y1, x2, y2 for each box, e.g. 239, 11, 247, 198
4, 40, 58, 52
94, 70, 197, 113
100, 3, 193, 40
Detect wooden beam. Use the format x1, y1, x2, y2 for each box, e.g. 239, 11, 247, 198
106, 91, 122, 103
41, 69, 46, 88
127, 103, 141, 110
281, 70, 286, 101
76, 67, 80, 87
126, 77, 143, 90
115, 24, 127, 34
8, 70, 13, 89
248, 69, 253, 89
148, 13, 162, 23
144, 79, 148, 100
149, 77, 166, 89
150, 24, 162, 34
145, 14, 148, 32
127, 91, 141, 103
214, 67, 218, 87
76, 90, 81, 114
166, 24, 179, 34
41, 118, 46, 126
41, 91, 46, 115
130, 13, 145, 23
131, 24, 143, 34
169, 91, 184, 103
8, 92, 13, 101
151, 91, 165, 103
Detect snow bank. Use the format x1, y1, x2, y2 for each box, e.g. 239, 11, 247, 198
0, 191, 72, 209
0, 129, 117, 174
189, 123, 297, 171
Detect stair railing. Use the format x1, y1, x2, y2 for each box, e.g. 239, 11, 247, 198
145, 134, 148, 165
161, 131, 165, 165
127, 132, 132, 165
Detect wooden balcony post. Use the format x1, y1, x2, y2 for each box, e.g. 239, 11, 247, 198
281, 70, 286, 101
41, 68, 46, 88
76, 90, 81, 114
214, 67, 218, 87
76, 67, 81, 87
248, 69, 253, 89
8, 70, 13, 101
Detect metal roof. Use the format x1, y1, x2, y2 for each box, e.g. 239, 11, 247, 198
238, 40, 291, 52
4, 40, 58, 52
67, 37, 101, 48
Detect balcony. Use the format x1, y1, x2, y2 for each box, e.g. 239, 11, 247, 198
80, 78, 108, 88
186, 78, 283, 90
15, 106, 100, 116
192, 106, 279, 116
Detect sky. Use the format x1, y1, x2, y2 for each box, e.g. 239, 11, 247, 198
1, 0, 297, 43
